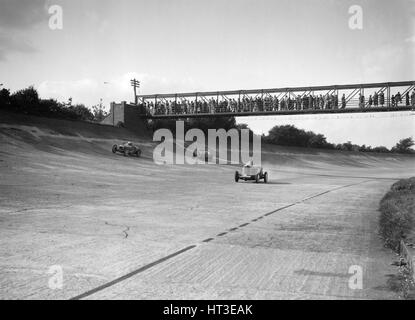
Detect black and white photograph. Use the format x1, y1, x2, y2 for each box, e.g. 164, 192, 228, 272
0, 0, 414, 306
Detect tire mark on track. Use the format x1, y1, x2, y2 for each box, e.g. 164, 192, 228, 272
69, 179, 371, 300
70, 245, 196, 300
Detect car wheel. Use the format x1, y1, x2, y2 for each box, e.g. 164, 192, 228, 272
235, 171, 239, 182
255, 174, 259, 183
112, 145, 117, 153
136, 149, 142, 157
264, 172, 268, 183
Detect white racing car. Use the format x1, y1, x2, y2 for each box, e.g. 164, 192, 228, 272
235, 161, 268, 183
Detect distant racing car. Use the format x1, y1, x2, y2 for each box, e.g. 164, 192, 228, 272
235, 161, 268, 183
112, 142, 142, 157
192, 149, 213, 161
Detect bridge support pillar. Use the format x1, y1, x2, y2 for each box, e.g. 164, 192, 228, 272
101, 101, 148, 131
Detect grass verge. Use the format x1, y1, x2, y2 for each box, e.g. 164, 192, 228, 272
379, 177, 415, 299
379, 177, 415, 251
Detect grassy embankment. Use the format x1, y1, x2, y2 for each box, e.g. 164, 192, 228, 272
379, 177, 415, 250
379, 177, 415, 299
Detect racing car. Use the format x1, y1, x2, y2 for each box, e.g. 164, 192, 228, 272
112, 142, 142, 157
192, 149, 213, 161
235, 161, 268, 183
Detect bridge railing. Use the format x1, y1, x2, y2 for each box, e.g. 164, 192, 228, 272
135, 81, 415, 117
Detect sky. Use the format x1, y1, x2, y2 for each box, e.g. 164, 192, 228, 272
0, 0, 414, 147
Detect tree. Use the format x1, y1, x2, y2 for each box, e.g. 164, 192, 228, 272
392, 137, 415, 154
69, 104, 94, 121
235, 123, 249, 130
10, 86, 39, 113
342, 141, 354, 151
372, 146, 390, 153
0, 88, 11, 108
307, 133, 328, 148
92, 99, 108, 122
266, 125, 310, 147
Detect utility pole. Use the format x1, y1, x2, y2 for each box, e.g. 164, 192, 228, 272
130, 79, 140, 105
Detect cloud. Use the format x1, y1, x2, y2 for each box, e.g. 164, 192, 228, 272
37, 72, 202, 108
360, 43, 413, 81
405, 35, 415, 43
0, 0, 49, 30
83, 10, 110, 34
0, 0, 51, 60
0, 32, 37, 60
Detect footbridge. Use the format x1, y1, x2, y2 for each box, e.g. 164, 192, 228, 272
136, 81, 415, 119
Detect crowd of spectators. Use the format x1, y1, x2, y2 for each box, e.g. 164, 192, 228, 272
141, 89, 415, 116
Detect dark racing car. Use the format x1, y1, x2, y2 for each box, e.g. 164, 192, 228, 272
112, 142, 142, 157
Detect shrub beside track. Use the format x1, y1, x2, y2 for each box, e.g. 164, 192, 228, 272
379, 177, 415, 251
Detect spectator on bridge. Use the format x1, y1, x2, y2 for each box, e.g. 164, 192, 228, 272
295, 96, 300, 110
320, 94, 325, 109
406, 92, 410, 106
391, 95, 396, 107
341, 94, 346, 109
208, 98, 214, 113
282, 98, 287, 110
359, 94, 365, 108
274, 97, 280, 111
379, 92, 385, 106
325, 94, 330, 109
368, 95, 373, 107
396, 92, 402, 105
290, 97, 295, 110
373, 92, 378, 107
411, 90, 415, 108
302, 95, 307, 109
334, 94, 338, 109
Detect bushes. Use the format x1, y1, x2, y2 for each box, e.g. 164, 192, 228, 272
263, 125, 336, 149
263, 124, 414, 154
9, 86, 40, 113
379, 177, 415, 251
0, 85, 101, 122
392, 138, 415, 154
0, 88, 11, 108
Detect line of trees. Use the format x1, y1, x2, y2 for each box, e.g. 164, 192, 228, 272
262, 125, 414, 154
0, 86, 107, 122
